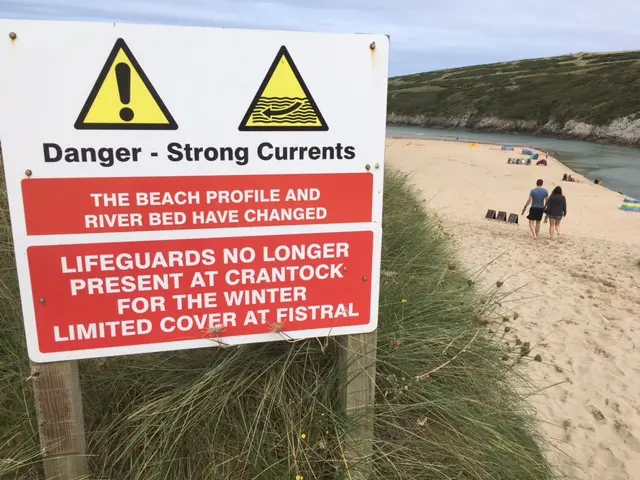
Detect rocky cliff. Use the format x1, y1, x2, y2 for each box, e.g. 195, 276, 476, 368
387, 113, 640, 146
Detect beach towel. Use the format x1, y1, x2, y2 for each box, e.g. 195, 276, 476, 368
620, 198, 640, 212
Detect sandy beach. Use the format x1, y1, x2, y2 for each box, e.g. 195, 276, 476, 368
386, 138, 640, 480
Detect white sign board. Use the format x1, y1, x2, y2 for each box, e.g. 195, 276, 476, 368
0, 19, 389, 363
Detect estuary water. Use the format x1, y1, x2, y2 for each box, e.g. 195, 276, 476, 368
386, 125, 640, 200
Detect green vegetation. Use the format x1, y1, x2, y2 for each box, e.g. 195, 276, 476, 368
0, 167, 554, 479
388, 51, 640, 127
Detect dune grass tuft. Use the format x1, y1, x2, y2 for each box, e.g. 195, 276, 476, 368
0, 167, 555, 479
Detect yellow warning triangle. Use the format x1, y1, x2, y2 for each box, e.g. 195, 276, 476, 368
75, 38, 177, 130
239, 46, 328, 131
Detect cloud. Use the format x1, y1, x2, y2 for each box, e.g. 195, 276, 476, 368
2, 0, 639, 75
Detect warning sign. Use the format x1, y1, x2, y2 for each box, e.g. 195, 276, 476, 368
27, 231, 373, 356
0, 19, 390, 362
21, 173, 373, 235
74, 38, 178, 130
239, 46, 328, 131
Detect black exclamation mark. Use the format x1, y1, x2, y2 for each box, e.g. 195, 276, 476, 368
116, 62, 134, 122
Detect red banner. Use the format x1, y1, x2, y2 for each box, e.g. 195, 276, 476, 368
22, 173, 373, 235
28, 231, 373, 354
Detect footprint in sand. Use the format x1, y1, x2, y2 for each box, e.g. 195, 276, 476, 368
562, 419, 573, 441
588, 405, 607, 425
589, 340, 612, 358
613, 419, 640, 453
597, 442, 625, 470
605, 399, 622, 414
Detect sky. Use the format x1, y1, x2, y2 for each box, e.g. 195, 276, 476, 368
2, 0, 640, 76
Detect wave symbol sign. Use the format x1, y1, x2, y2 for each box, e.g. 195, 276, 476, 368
263, 101, 303, 118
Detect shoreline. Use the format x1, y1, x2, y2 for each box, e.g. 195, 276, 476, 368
386, 133, 633, 200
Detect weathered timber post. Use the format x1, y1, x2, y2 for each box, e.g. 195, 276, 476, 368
338, 331, 377, 479
30, 360, 88, 479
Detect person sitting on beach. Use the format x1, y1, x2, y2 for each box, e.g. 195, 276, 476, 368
544, 186, 567, 239
594, 178, 601, 185
562, 173, 568, 181
521, 179, 549, 240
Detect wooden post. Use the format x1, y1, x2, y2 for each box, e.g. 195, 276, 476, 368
338, 331, 377, 480
30, 360, 89, 479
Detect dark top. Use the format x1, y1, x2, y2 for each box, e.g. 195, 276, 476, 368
546, 194, 567, 217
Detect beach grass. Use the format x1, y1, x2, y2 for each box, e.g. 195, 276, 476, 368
0, 167, 555, 479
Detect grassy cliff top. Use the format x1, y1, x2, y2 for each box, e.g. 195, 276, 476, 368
388, 51, 640, 126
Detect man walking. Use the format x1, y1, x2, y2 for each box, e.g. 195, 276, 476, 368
521, 179, 548, 239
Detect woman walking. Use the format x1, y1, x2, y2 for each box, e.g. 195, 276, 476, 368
544, 186, 567, 239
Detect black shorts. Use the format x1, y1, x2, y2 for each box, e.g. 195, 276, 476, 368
527, 207, 544, 221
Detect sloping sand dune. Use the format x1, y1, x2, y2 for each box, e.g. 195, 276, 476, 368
387, 138, 640, 480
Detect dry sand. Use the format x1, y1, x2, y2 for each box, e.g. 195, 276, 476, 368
386, 138, 640, 480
